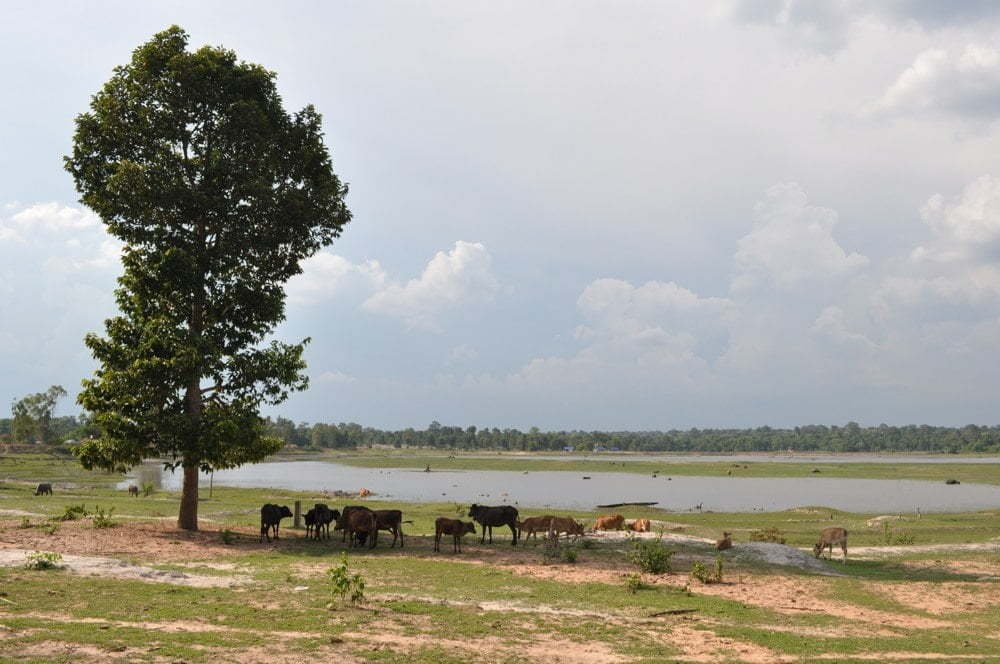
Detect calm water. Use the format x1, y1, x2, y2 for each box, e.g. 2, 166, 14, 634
492, 453, 1000, 464
124, 460, 1000, 513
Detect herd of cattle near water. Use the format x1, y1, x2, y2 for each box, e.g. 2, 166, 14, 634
32, 484, 849, 560
258, 497, 850, 560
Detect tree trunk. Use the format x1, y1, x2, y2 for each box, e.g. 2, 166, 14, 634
177, 464, 199, 531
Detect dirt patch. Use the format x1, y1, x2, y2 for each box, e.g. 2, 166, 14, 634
731, 542, 843, 575
0, 549, 248, 588
8, 612, 325, 639
666, 624, 794, 663
873, 581, 1000, 615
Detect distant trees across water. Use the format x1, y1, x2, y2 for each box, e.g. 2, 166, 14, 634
261, 418, 1000, 454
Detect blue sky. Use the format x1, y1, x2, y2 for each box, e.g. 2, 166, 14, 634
3, 1, 1000, 429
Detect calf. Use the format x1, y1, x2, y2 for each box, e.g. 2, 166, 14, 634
34, 483, 53, 496
345, 508, 378, 549
128, 485, 139, 497
716, 532, 733, 551
594, 514, 624, 531
435, 517, 476, 553
547, 516, 585, 541
630, 518, 651, 533
813, 527, 848, 561
468, 504, 519, 546
517, 515, 554, 541
259, 503, 293, 542
374, 509, 405, 548
312, 503, 339, 540
304, 507, 317, 539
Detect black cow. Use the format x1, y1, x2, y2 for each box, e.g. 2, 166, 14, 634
34, 483, 53, 496
304, 507, 317, 539
374, 509, 404, 548
468, 504, 519, 546
312, 503, 339, 540
260, 503, 293, 542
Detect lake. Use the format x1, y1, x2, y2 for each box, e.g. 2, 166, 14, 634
124, 460, 1000, 513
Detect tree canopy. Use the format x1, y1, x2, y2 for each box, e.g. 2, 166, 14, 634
10, 385, 67, 444
65, 26, 351, 529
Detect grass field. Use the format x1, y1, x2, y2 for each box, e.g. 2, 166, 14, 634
1, 453, 998, 662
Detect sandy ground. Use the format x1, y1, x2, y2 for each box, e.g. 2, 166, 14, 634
2, 518, 998, 662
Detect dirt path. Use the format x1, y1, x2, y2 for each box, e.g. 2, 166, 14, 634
0, 549, 248, 588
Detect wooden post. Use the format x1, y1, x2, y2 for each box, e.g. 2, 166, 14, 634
294, 500, 302, 528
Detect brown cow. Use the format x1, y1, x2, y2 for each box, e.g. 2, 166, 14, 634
374, 509, 404, 548
345, 508, 378, 549
629, 518, 651, 532
716, 532, 733, 551
547, 516, 585, 541
127, 485, 139, 497
517, 515, 554, 541
435, 517, 476, 553
813, 527, 848, 561
594, 514, 624, 531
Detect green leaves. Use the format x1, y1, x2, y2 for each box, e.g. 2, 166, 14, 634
65, 26, 351, 527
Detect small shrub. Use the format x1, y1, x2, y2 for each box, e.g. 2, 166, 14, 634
328, 553, 365, 606
18, 517, 31, 529
627, 536, 674, 574
59, 504, 88, 521
748, 527, 786, 544
141, 482, 155, 497
893, 531, 915, 546
562, 547, 578, 564
690, 555, 725, 584
24, 551, 62, 570
578, 538, 595, 550
624, 573, 644, 594
42, 521, 59, 536
882, 522, 915, 546
92, 506, 116, 529
221, 529, 237, 545
541, 532, 562, 565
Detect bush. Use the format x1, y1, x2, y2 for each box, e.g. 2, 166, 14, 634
690, 555, 725, 584
882, 522, 915, 546
748, 527, 786, 544
18, 517, 31, 529
541, 532, 562, 565
92, 506, 116, 529
24, 551, 62, 570
59, 504, 88, 521
42, 521, 59, 536
328, 553, 365, 606
141, 482, 155, 497
626, 536, 674, 574
624, 573, 645, 594
562, 547, 578, 564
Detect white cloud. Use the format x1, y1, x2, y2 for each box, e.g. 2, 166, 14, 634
448, 344, 479, 362
8, 202, 99, 233
363, 241, 499, 331
867, 46, 1000, 122
287, 253, 387, 305
732, 183, 868, 293
315, 370, 356, 385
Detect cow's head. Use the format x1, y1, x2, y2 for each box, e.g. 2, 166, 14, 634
464, 521, 476, 535
279, 505, 293, 519
468, 504, 480, 518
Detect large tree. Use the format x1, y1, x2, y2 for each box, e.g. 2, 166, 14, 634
11, 385, 67, 444
65, 26, 351, 530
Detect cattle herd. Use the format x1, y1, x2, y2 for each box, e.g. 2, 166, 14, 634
257, 501, 850, 560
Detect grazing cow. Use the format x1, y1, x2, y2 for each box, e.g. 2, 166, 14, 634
716, 532, 733, 551
127, 485, 139, 497
517, 515, 554, 541
468, 504, 519, 546
630, 518, 651, 533
259, 504, 293, 542
547, 516, 585, 541
813, 527, 848, 561
594, 514, 624, 531
373, 509, 405, 548
312, 503, 339, 540
335, 506, 372, 542
435, 517, 476, 553
34, 483, 53, 496
345, 508, 378, 549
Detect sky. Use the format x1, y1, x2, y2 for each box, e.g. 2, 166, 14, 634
2, 1, 1000, 430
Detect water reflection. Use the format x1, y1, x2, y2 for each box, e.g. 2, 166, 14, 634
121, 460, 1000, 513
